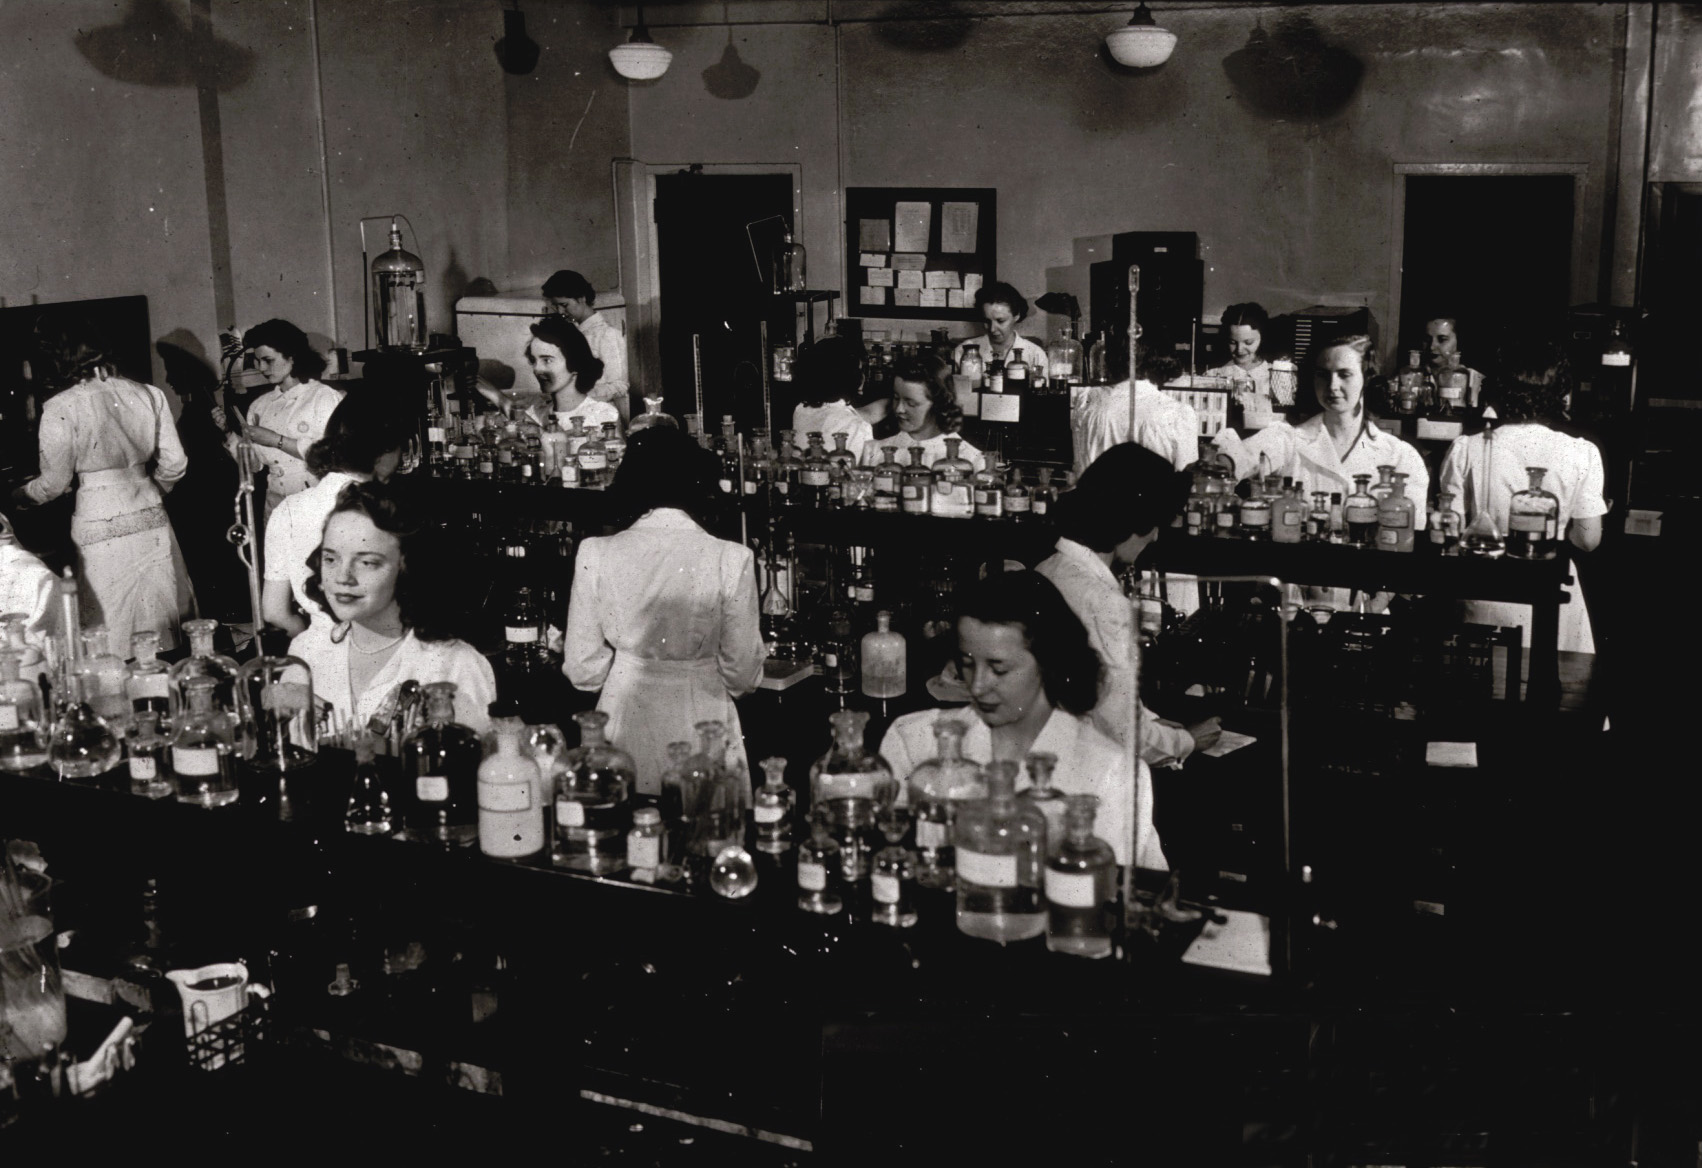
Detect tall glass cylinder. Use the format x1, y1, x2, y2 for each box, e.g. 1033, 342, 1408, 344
236, 654, 317, 774
372, 219, 427, 350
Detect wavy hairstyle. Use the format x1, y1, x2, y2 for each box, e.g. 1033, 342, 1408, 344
305, 389, 414, 479
957, 570, 1102, 718
31, 316, 118, 393
1483, 334, 1572, 423
605, 425, 721, 531
303, 481, 460, 642
1054, 442, 1190, 551
527, 313, 604, 393
892, 352, 963, 435
1290, 333, 1380, 442
795, 335, 865, 408
974, 281, 1028, 321
242, 318, 328, 381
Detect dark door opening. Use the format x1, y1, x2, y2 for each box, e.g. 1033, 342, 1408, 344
653, 172, 794, 432
1398, 174, 1575, 360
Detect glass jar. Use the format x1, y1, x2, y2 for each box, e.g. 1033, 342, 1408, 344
899, 447, 931, 514
808, 709, 897, 884
554, 710, 635, 873
1045, 794, 1117, 958
400, 681, 483, 847
929, 438, 975, 519
236, 654, 317, 774
172, 675, 239, 807
1507, 466, 1560, 560
954, 759, 1047, 943
905, 718, 987, 891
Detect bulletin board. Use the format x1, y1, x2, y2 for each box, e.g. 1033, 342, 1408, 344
844, 187, 997, 321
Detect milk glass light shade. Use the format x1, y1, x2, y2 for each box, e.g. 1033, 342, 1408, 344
610, 13, 672, 82
1106, 5, 1177, 68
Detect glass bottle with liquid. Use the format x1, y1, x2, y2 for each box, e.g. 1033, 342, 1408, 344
972, 462, 1004, 520
0, 650, 49, 772
822, 607, 857, 697
797, 808, 844, 916
627, 807, 667, 879
1306, 491, 1331, 542
681, 721, 747, 881
575, 428, 609, 489
236, 653, 317, 774
1003, 468, 1032, 521
799, 432, 834, 510
872, 446, 902, 510
1031, 467, 1057, 518
1016, 751, 1067, 853
753, 756, 796, 854
954, 759, 1047, 943
124, 709, 172, 798
1507, 467, 1560, 560
554, 710, 634, 873
1435, 354, 1471, 415
1271, 479, 1306, 544
601, 421, 626, 470
172, 676, 239, 807
127, 631, 172, 728
870, 807, 918, 929
1461, 506, 1505, 559
1375, 472, 1417, 553
776, 227, 807, 293
1238, 484, 1272, 540
49, 672, 122, 779
929, 438, 975, 519
809, 709, 898, 884
1430, 491, 1463, 555
169, 619, 239, 729
859, 611, 907, 702
899, 447, 931, 514
906, 718, 987, 891
75, 626, 131, 729
344, 734, 394, 835
1344, 475, 1378, 547
479, 707, 546, 859
400, 681, 482, 847
1328, 492, 1346, 543
1395, 350, 1426, 415
1044, 794, 1117, 958
770, 430, 802, 506
1370, 464, 1396, 504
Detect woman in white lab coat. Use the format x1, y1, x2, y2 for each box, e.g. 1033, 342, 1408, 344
289, 482, 496, 738
1438, 336, 1606, 653
879, 571, 1165, 871
857, 353, 986, 472
791, 335, 875, 462
1205, 302, 1294, 413
564, 426, 765, 791
951, 281, 1049, 376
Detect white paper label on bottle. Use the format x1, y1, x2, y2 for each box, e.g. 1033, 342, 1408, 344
1377, 528, 1400, 547
417, 775, 449, 802
1282, 511, 1302, 526
1243, 508, 1270, 527
628, 835, 659, 869
128, 755, 157, 780
916, 819, 947, 848
1216, 510, 1236, 528
481, 782, 532, 813
718, 478, 733, 493
1045, 868, 1099, 909
1508, 512, 1546, 533
902, 485, 921, 499
872, 873, 901, 904
1032, 500, 1048, 515
505, 626, 540, 644
754, 803, 784, 824
428, 426, 446, 442
852, 585, 875, 602
1601, 352, 1631, 367
131, 674, 170, 699
1379, 511, 1410, 529
0, 703, 17, 732
1441, 384, 1464, 403
823, 652, 838, 668
801, 469, 831, 486
555, 798, 586, 826
578, 451, 607, 470
743, 480, 758, 495
1346, 504, 1378, 524
1005, 494, 1031, 513
798, 860, 827, 891
173, 746, 221, 776
775, 481, 789, 495
562, 466, 580, 486
955, 849, 1017, 888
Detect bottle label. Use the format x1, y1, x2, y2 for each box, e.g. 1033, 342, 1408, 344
872, 873, 901, 904
1032, 500, 1048, 515
128, 755, 157, 780
555, 798, 586, 826
743, 480, 758, 495
776, 481, 789, 495
520, 463, 534, 480
1508, 512, 1547, 533
628, 835, 659, 869
718, 478, 733, 493
1282, 511, 1302, 526
428, 426, 446, 442
417, 775, 449, 802
579, 451, 608, 470
1216, 510, 1236, 529
1346, 503, 1378, 523
0, 703, 16, 732
1004, 493, 1030, 512
916, 819, 947, 849
902, 485, 922, 500
505, 626, 540, 644
1441, 384, 1464, 403
479, 460, 495, 475
823, 652, 838, 668
1045, 868, 1099, 909
801, 468, 831, 486
131, 673, 170, 699
754, 803, 784, 824
1601, 352, 1631, 367
851, 585, 875, 602
172, 745, 221, 776
798, 860, 827, 891
1187, 511, 1203, 532
1378, 511, 1410, 529
481, 782, 533, 813
955, 849, 1017, 888
1242, 507, 1270, 527
563, 465, 580, 486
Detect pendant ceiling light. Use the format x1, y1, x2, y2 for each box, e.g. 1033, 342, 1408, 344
1105, 4, 1177, 69
609, 4, 672, 82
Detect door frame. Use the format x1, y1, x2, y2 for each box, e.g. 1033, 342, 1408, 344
1386, 162, 1590, 369
613, 160, 803, 401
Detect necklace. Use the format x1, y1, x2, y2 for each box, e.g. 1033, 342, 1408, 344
348, 626, 406, 655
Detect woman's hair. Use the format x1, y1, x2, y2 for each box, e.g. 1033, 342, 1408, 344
527, 314, 604, 392
542, 269, 596, 304
305, 389, 414, 479
31, 316, 117, 393
1484, 334, 1571, 423
1221, 302, 1270, 335
958, 570, 1101, 718
1292, 334, 1379, 436
242, 319, 328, 381
303, 481, 460, 642
1138, 350, 1184, 387
796, 335, 865, 408
893, 352, 963, 434
974, 281, 1028, 322
606, 425, 721, 530
1054, 443, 1191, 550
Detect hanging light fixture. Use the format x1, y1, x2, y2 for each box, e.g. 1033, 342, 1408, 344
1105, 4, 1177, 69
609, 4, 672, 81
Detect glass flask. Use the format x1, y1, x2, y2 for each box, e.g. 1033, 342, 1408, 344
478, 710, 546, 859
906, 718, 988, 891
123, 709, 172, 799
372, 218, 426, 350
869, 808, 918, 929
49, 672, 122, 779
799, 432, 833, 510
859, 611, 907, 701
954, 759, 1047, 943
74, 626, 131, 729
809, 709, 898, 883
1507, 466, 1560, 560
1375, 472, 1417, 553
345, 734, 394, 835
1461, 506, 1505, 559
1430, 491, 1464, 555
1271, 479, 1306, 544
929, 437, 975, 519
1016, 751, 1067, 855
899, 446, 931, 514
709, 845, 759, 900
796, 808, 845, 916
753, 756, 796, 854
0, 649, 49, 771
1344, 475, 1378, 548
1045, 794, 1117, 958
627, 806, 667, 876
1003, 468, 1032, 521
169, 619, 238, 730
554, 710, 634, 873
236, 654, 317, 773
127, 631, 171, 727
172, 676, 239, 807
872, 446, 902, 509
400, 681, 483, 847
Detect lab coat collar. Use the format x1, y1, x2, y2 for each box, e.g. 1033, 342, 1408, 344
957, 706, 1082, 774
1292, 412, 1386, 470
629, 507, 704, 532
1051, 536, 1121, 593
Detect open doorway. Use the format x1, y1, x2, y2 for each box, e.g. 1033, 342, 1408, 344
1393, 169, 1582, 365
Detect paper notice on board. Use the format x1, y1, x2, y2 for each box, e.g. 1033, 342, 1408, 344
859, 219, 892, 251
893, 201, 932, 252
893, 288, 921, 307
859, 253, 888, 268
859, 285, 888, 306
895, 269, 924, 290
963, 273, 984, 294
948, 289, 969, 309
890, 253, 927, 271
924, 271, 959, 289
941, 201, 979, 253
866, 268, 895, 287
919, 288, 948, 308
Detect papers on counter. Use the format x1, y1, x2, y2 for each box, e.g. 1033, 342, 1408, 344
1425, 741, 1478, 768
1182, 909, 1272, 977
1200, 729, 1257, 758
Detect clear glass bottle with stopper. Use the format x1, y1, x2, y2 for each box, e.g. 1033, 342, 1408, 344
127, 631, 171, 728
50, 671, 122, 779
169, 618, 238, 729
1375, 472, 1417, 553
859, 611, 907, 714
1045, 794, 1118, 958
0, 649, 50, 771
1507, 467, 1560, 560
1430, 491, 1463, 555
906, 718, 987, 891
681, 721, 747, 885
809, 709, 897, 884
75, 626, 131, 729
1016, 751, 1067, 854
172, 675, 239, 807
776, 225, 807, 293
554, 710, 634, 873
928, 438, 975, 519
345, 733, 394, 835
954, 759, 1047, 943
124, 709, 172, 799
870, 807, 918, 929
796, 807, 844, 916
400, 681, 482, 847
1344, 475, 1378, 548
753, 755, 796, 854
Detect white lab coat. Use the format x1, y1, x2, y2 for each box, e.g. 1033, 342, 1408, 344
1072, 379, 1202, 474
263, 470, 357, 632
878, 705, 1164, 871
856, 430, 986, 473
1438, 423, 1606, 654
1035, 538, 1197, 769
290, 623, 498, 739
576, 311, 629, 411
0, 538, 57, 650
246, 379, 344, 511
1219, 414, 1430, 527
792, 400, 876, 465
563, 508, 765, 793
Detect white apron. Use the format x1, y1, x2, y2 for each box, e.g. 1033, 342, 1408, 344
73, 467, 193, 653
